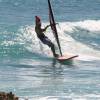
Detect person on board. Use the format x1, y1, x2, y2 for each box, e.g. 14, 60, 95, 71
35, 16, 58, 57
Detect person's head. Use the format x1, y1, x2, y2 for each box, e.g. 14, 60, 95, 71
35, 16, 41, 26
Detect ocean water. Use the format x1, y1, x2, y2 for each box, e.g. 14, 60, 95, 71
0, 0, 100, 100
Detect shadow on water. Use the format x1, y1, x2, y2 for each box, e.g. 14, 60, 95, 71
1, 57, 76, 70
52, 58, 76, 67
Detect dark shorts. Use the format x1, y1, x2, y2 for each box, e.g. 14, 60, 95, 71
39, 36, 53, 47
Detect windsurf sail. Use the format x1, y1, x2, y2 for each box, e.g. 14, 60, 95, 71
48, 0, 62, 56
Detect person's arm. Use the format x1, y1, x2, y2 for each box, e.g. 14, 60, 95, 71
42, 25, 50, 32
42, 23, 58, 32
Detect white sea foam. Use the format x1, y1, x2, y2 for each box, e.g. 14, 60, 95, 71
19, 94, 100, 100
18, 20, 100, 61
59, 20, 100, 33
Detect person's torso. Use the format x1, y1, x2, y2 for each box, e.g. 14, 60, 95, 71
35, 26, 46, 39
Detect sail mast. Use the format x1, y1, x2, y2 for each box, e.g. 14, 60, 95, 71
48, 0, 62, 56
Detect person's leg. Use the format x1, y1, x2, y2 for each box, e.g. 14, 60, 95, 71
42, 37, 58, 57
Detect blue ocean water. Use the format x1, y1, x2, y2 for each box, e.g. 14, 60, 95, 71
0, 0, 100, 99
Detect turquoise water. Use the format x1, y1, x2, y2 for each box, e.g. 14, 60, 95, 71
0, 0, 100, 99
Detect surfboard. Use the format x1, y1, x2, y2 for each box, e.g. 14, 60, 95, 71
55, 55, 78, 65
48, 51, 78, 61
57, 55, 78, 61
48, 0, 78, 61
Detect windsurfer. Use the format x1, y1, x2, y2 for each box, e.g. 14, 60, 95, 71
35, 16, 58, 57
